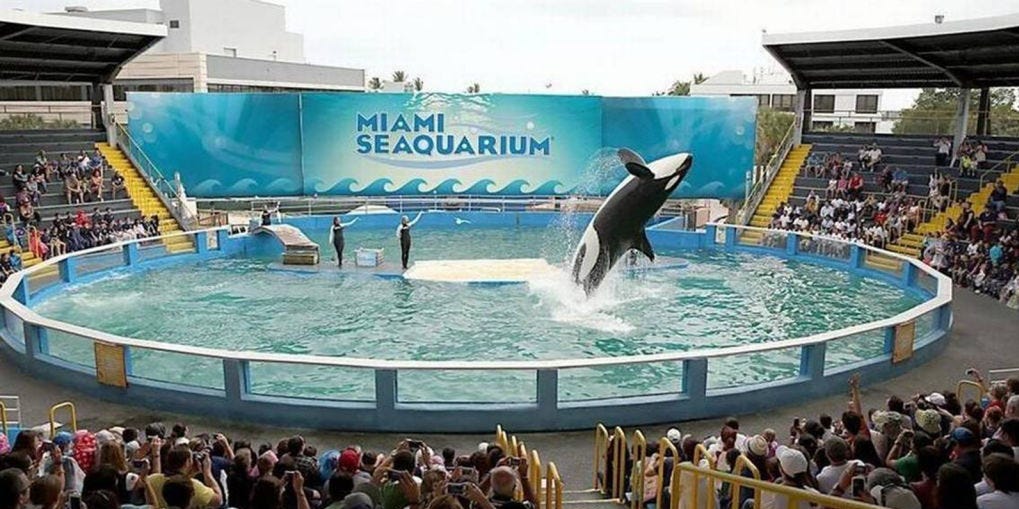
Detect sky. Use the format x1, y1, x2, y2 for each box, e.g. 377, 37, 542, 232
5, 0, 1019, 109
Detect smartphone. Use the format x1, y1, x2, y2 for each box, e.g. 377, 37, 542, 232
407, 440, 423, 451
41, 441, 56, 453
131, 459, 150, 470
507, 457, 521, 467
193, 452, 206, 463
283, 470, 296, 482
387, 469, 403, 481
854, 463, 868, 476
459, 467, 477, 481
851, 476, 866, 496
446, 483, 468, 496
68, 494, 81, 509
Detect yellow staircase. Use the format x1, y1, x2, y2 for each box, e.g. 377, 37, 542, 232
741, 144, 812, 244
886, 164, 1019, 258
95, 143, 193, 253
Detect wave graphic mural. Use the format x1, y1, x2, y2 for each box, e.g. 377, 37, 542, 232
128, 92, 756, 199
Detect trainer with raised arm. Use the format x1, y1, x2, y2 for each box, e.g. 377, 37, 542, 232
396, 212, 423, 270
329, 216, 358, 267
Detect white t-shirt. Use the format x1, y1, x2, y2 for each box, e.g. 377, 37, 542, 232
977, 490, 1019, 509
761, 486, 820, 509
817, 463, 850, 497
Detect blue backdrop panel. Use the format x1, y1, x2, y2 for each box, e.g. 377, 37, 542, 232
301, 93, 602, 195
601, 97, 756, 197
127, 92, 755, 199
127, 93, 302, 197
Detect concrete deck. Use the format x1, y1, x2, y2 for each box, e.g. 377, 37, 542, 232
0, 289, 1014, 488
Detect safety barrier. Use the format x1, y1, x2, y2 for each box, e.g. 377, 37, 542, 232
496, 425, 563, 509
629, 430, 647, 509
0, 221, 952, 432
596, 425, 881, 509
593, 424, 609, 495
0, 400, 7, 437
48, 401, 76, 438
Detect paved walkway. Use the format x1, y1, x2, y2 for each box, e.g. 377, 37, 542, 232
1, 289, 1016, 488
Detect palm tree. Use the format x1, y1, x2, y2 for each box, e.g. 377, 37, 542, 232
581, 89, 591, 95
412, 77, 423, 92
693, 72, 708, 84
392, 70, 407, 83
367, 77, 382, 90
466, 83, 481, 94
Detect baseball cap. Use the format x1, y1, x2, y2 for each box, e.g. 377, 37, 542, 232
951, 427, 978, 446
926, 392, 947, 407
666, 428, 683, 443
339, 449, 360, 473
776, 446, 808, 476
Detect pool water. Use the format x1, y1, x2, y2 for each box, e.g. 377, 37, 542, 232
35, 224, 925, 401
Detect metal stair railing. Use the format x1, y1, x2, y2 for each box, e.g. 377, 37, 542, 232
737, 121, 796, 225
113, 123, 195, 231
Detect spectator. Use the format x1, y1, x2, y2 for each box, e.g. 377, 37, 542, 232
977, 453, 1019, 509
145, 446, 223, 509
0, 468, 30, 509
934, 137, 952, 166
937, 463, 980, 509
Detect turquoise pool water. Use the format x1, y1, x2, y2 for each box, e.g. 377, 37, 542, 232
34, 225, 926, 401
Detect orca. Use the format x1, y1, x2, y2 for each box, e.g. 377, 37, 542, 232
570, 148, 693, 295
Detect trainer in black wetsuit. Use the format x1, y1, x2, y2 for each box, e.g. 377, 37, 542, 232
396, 212, 423, 270
329, 216, 358, 267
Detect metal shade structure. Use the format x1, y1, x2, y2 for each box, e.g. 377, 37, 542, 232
763, 13, 1019, 90
0, 9, 165, 83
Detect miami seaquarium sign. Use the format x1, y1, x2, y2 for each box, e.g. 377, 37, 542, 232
354, 112, 551, 158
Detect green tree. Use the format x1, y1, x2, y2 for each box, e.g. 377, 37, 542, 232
692, 72, 708, 85
367, 77, 382, 90
412, 77, 423, 91
755, 107, 794, 167
581, 89, 591, 96
893, 87, 1019, 136
466, 83, 481, 94
392, 70, 407, 83
655, 72, 707, 96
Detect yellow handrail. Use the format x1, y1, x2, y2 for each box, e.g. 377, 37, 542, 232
49, 401, 76, 438
957, 380, 985, 405
0, 401, 7, 438
654, 438, 681, 509
673, 462, 882, 509
728, 454, 762, 509
611, 426, 627, 501
689, 444, 717, 509
545, 462, 563, 509
594, 423, 609, 493
529, 449, 543, 502
630, 430, 647, 509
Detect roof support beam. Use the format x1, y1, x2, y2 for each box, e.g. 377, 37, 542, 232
878, 39, 966, 87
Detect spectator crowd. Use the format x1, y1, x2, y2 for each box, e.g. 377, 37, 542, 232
615, 370, 1019, 509
0, 427, 539, 509
0, 149, 160, 285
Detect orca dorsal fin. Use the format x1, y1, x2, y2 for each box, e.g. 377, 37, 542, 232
633, 229, 655, 262
619, 148, 653, 179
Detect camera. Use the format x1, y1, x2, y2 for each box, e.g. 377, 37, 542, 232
193, 452, 206, 463
851, 476, 866, 495
41, 441, 56, 453
459, 467, 477, 481
446, 483, 468, 496
507, 457, 521, 467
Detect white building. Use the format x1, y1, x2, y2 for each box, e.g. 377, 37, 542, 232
690, 70, 895, 134
0, 0, 363, 116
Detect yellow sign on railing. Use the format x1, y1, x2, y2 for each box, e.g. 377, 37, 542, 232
95, 341, 128, 387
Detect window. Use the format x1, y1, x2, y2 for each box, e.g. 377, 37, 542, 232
771, 94, 795, 112
855, 94, 878, 114
813, 94, 835, 113
0, 86, 38, 101
40, 85, 87, 101
733, 94, 770, 108
853, 122, 876, 134
811, 121, 834, 131
224, 47, 237, 57
169, 19, 180, 28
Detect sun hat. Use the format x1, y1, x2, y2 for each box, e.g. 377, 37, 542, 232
915, 409, 941, 435
340, 492, 374, 509
926, 392, 946, 407
747, 435, 769, 457
776, 446, 808, 476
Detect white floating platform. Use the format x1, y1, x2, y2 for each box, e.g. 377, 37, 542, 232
403, 258, 557, 284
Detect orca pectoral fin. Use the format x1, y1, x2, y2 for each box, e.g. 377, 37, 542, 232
633, 230, 655, 262
619, 148, 653, 179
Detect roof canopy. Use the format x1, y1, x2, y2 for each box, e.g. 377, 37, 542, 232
763, 13, 1019, 89
0, 9, 165, 83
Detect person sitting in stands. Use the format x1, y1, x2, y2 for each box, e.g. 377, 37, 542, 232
934, 137, 952, 166
17, 202, 39, 226
147, 215, 160, 236
989, 181, 1009, 219
64, 172, 84, 205
892, 168, 909, 193
145, 445, 223, 509
88, 169, 104, 202
960, 152, 977, 178
974, 141, 989, 170
111, 172, 126, 200
0, 254, 14, 278
28, 226, 48, 260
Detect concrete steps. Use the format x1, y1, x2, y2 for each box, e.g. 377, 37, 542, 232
748, 145, 813, 228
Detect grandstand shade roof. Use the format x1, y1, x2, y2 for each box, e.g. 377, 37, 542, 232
0, 9, 166, 83
762, 13, 1019, 89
